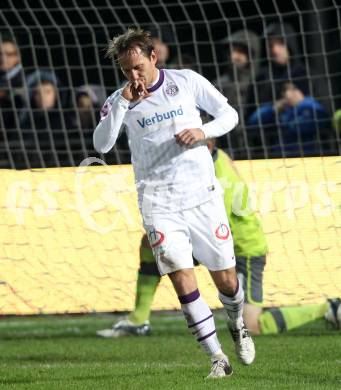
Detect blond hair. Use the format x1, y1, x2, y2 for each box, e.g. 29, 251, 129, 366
106, 27, 154, 61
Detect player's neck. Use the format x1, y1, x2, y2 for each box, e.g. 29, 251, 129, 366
147, 68, 160, 88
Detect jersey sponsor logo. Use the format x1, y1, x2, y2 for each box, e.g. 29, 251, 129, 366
165, 82, 179, 96
137, 106, 183, 128
215, 223, 229, 240
148, 228, 165, 248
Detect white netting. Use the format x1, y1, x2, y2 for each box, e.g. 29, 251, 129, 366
0, 0, 340, 169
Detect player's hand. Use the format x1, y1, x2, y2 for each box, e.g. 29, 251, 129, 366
175, 128, 205, 146
122, 80, 151, 102
274, 98, 288, 112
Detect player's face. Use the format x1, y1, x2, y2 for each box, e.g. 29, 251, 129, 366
119, 47, 158, 87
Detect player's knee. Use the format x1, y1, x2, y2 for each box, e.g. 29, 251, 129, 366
220, 280, 238, 296
168, 268, 197, 296
213, 270, 238, 296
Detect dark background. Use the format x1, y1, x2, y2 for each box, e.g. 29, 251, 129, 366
1, 0, 340, 108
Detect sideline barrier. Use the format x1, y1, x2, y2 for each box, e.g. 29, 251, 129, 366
0, 156, 340, 314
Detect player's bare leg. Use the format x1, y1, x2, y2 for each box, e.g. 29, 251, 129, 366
243, 304, 262, 335
168, 268, 233, 378
210, 267, 255, 365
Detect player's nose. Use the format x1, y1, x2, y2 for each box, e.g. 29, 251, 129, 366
130, 70, 139, 81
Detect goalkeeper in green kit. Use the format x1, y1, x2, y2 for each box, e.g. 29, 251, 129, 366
97, 141, 336, 336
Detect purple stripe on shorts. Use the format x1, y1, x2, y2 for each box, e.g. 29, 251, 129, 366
178, 289, 200, 304
147, 69, 165, 92
197, 330, 216, 342
188, 314, 213, 329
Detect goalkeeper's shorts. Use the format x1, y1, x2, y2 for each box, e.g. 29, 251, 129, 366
143, 194, 236, 276
236, 256, 266, 305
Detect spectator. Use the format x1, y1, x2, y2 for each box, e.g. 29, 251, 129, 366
151, 34, 170, 68
247, 82, 330, 157
19, 70, 74, 168
250, 23, 308, 112
215, 30, 260, 111
71, 84, 106, 158
170, 53, 197, 71
147, 26, 173, 68
333, 109, 341, 136
74, 84, 106, 130
213, 30, 261, 158
0, 37, 26, 130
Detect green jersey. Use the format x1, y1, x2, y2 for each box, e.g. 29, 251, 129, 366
213, 148, 268, 257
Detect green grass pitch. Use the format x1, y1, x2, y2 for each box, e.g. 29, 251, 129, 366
0, 311, 340, 389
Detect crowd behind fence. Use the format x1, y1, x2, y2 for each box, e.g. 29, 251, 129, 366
1, 3, 340, 169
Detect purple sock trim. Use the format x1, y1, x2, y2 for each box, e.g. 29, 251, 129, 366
220, 278, 239, 298
179, 289, 200, 304
188, 314, 213, 328
197, 330, 216, 342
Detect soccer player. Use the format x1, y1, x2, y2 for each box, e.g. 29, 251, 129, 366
97, 140, 340, 336
97, 139, 268, 337
96, 140, 341, 338
93, 28, 254, 378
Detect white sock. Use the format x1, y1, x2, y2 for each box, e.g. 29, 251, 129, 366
218, 278, 244, 330
179, 289, 221, 356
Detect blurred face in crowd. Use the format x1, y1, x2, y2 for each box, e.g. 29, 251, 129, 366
77, 94, 94, 128
0, 41, 20, 72
119, 46, 158, 87
269, 38, 289, 65
152, 37, 169, 67
282, 83, 304, 106
34, 82, 57, 109
78, 94, 92, 109
230, 46, 249, 69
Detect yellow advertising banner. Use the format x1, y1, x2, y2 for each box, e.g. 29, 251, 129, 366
0, 156, 340, 314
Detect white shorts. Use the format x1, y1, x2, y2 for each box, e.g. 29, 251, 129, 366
143, 195, 236, 276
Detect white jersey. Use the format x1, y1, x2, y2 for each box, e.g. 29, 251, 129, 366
93, 68, 238, 215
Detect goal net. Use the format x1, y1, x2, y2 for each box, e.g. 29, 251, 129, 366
0, 0, 340, 314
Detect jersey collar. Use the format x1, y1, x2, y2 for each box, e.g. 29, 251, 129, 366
147, 69, 164, 93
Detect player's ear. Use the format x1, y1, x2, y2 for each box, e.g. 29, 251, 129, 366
150, 49, 157, 65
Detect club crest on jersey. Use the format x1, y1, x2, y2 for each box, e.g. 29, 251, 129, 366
148, 229, 165, 248
215, 223, 229, 240
165, 81, 179, 96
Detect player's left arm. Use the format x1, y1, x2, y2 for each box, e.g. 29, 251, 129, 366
175, 70, 238, 146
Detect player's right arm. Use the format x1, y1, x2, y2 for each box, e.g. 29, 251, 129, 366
93, 90, 129, 154
93, 81, 150, 153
